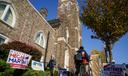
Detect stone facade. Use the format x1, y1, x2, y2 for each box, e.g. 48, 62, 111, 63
56, 0, 82, 71
0, 0, 81, 71
0, 0, 55, 62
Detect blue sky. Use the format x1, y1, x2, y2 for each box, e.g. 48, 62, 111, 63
29, 0, 128, 64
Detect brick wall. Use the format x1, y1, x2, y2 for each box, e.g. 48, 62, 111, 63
0, 0, 55, 62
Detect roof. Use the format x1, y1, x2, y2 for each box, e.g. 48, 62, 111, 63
48, 19, 61, 28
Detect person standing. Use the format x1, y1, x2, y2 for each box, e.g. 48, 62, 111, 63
47, 55, 56, 76
74, 46, 89, 76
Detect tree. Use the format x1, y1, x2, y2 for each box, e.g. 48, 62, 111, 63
80, 0, 128, 62
91, 49, 106, 63
91, 49, 99, 55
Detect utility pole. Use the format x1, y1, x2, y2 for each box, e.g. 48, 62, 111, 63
44, 31, 50, 69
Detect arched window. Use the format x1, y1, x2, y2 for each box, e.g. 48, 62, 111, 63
0, 34, 8, 45
35, 32, 45, 48
0, 2, 15, 27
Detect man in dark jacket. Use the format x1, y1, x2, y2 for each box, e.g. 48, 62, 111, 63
47, 56, 56, 76
74, 46, 89, 76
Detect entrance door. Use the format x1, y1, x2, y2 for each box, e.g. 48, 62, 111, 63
64, 49, 69, 71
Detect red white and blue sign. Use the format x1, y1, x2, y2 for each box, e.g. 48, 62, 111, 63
6, 49, 32, 69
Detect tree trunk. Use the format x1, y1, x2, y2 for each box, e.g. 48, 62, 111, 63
108, 43, 112, 62
104, 47, 108, 63
109, 50, 112, 62
105, 41, 113, 63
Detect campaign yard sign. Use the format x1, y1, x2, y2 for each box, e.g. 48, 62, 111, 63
31, 60, 44, 71
103, 63, 126, 76
6, 49, 32, 69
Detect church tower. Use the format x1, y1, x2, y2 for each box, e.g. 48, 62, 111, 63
56, 0, 82, 71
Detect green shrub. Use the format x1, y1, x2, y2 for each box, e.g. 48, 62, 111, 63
0, 72, 4, 76
39, 71, 50, 76
4, 69, 15, 76
0, 60, 14, 76
22, 69, 50, 76
0, 48, 9, 61
13, 69, 27, 76
22, 70, 37, 76
54, 70, 59, 76
0, 59, 10, 72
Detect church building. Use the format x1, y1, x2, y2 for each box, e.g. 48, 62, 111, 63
0, 0, 81, 71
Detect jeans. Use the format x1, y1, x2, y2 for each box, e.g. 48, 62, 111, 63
75, 63, 81, 76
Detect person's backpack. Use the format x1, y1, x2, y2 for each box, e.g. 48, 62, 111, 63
75, 51, 82, 61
